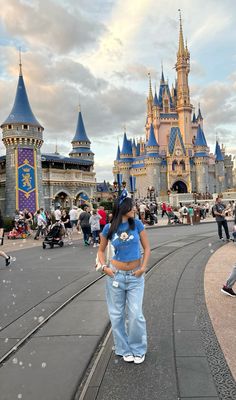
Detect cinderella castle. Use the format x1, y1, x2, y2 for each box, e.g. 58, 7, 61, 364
0, 58, 96, 216
113, 17, 233, 199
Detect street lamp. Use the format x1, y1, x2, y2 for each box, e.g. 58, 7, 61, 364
129, 175, 136, 199
113, 173, 124, 197
193, 188, 197, 204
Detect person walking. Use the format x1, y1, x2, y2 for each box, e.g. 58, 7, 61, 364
221, 265, 236, 297
61, 209, 72, 244
34, 210, 47, 240
98, 191, 150, 364
212, 197, 230, 241
97, 206, 107, 232
188, 204, 194, 225
89, 209, 101, 247
78, 206, 91, 245
69, 206, 78, 231
0, 210, 15, 266
161, 202, 168, 218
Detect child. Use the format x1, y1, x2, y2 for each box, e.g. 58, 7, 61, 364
89, 210, 101, 247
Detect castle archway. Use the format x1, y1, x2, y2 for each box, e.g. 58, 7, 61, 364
171, 181, 187, 193
54, 191, 70, 208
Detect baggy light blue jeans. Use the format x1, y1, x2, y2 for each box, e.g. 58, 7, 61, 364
106, 269, 147, 357
226, 265, 236, 288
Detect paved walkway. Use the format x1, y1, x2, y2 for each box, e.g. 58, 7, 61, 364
205, 242, 236, 381
82, 235, 236, 400
1, 219, 235, 399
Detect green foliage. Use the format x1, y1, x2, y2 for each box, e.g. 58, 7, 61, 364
99, 200, 113, 211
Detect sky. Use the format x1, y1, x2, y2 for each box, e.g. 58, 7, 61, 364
0, 0, 236, 182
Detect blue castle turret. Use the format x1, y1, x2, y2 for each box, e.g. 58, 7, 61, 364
1, 57, 44, 215
69, 106, 94, 165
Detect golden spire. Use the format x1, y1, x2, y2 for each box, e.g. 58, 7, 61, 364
19, 47, 22, 76
148, 72, 153, 100
177, 9, 185, 57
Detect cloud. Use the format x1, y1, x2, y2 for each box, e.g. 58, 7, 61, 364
1, 0, 106, 53
1, 0, 236, 182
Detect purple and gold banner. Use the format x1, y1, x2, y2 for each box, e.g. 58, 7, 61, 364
16, 148, 38, 212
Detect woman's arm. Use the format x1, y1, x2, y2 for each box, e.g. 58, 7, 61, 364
133, 229, 150, 277
97, 235, 114, 277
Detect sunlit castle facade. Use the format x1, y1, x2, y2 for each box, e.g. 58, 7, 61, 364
0, 59, 96, 216
113, 17, 233, 198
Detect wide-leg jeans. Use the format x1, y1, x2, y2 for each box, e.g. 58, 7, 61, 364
106, 270, 147, 357
226, 265, 236, 288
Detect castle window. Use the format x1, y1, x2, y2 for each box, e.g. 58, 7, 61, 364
23, 124, 29, 130
38, 127, 41, 132
180, 160, 185, 170
164, 99, 169, 113
11, 153, 15, 167
172, 160, 178, 171
7, 124, 12, 130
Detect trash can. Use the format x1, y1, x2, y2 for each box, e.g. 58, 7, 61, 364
193, 209, 201, 224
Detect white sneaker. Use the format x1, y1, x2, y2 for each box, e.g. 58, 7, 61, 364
123, 354, 134, 362
134, 355, 145, 364
93, 243, 96, 248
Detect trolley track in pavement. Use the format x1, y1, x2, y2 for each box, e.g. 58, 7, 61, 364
0, 232, 217, 368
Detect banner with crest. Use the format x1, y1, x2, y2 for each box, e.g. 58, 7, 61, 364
16, 148, 38, 212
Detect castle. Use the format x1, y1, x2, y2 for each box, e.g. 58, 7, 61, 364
0, 59, 96, 216
113, 17, 233, 199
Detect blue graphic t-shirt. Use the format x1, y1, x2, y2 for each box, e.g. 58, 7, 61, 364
102, 219, 145, 262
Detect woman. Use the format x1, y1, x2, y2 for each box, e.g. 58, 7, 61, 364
61, 209, 72, 243
78, 206, 91, 246
98, 193, 150, 364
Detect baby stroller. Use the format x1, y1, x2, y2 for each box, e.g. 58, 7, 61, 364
168, 211, 181, 224
42, 221, 64, 249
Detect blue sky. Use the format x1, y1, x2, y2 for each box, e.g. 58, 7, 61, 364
0, 0, 236, 181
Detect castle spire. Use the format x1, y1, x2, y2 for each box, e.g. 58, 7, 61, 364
161, 63, 165, 83
72, 106, 90, 143
1, 56, 43, 128
19, 48, 22, 76
177, 9, 185, 57
148, 72, 153, 100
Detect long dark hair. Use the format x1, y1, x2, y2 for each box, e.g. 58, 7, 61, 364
107, 197, 135, 240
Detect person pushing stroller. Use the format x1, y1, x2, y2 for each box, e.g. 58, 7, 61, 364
42, 219, 64, 249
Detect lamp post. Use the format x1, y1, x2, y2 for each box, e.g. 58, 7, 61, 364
193, 188, 197, 204
113, 173, 125, 198
129, 175, 136, 199
205, 185, 208, 199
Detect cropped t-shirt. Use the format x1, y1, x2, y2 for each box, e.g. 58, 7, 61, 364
102, 219, 145, 262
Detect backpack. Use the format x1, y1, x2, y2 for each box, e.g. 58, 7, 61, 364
212, 205, 216, 217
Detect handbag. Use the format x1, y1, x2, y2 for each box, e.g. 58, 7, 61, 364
95, 241, 112, 272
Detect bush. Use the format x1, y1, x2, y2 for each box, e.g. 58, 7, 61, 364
99, 201, 113, 211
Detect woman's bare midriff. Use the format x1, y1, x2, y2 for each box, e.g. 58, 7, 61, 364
111, 259, 141, 271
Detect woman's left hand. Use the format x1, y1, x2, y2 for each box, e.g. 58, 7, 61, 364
132, 267, 146, 277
